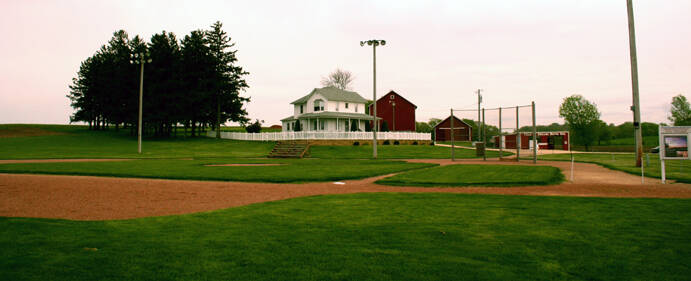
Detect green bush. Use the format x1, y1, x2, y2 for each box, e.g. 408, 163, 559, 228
353, 141, 360, 146
383, 140, 390, 145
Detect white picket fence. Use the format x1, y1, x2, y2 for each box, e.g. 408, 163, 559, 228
208, 131, 431, 141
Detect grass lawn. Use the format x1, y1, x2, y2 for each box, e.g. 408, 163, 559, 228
309, 144, 506, 159
0, 124, 274, 159
1, 193, 690, 281
376, 164, 564, 187
0, 158, 435, 183
528, 153, 691, 183
435, 141, 475, 147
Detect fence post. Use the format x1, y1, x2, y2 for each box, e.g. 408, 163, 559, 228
450, 109, 455, 161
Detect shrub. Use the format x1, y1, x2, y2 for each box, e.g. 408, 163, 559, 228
353, 141, 360, 146
394, 140, 400, 145
383, 140, 390, 145
245, 119, 262, 133
412, 141, 418, 145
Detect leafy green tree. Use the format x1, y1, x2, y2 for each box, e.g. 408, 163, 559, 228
415, 122, 432, 133
669, 94, 691, 126
559, 95, 601, 151
462, 118, 479, 140
428, 118, 441, 128
593, 120, 611, 145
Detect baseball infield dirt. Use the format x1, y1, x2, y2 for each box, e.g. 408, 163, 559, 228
1, 159, 689, 220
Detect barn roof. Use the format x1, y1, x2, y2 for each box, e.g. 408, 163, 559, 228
374, 90, 418, 108
291, 87, 368, 104
433, 115, 472, 129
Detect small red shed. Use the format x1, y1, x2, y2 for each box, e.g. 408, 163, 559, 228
493, 131, 570, 150
368, 90, 417, 131
433, 116, 472, 142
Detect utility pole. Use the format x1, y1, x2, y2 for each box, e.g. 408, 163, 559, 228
477, 89, 482, 142
361, 39, 386, 159
626, 0, 643, 167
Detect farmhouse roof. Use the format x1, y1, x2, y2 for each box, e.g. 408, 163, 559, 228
291, 87, 368, 104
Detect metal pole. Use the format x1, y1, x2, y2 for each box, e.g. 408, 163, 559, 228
138, 59, 144, 154
532, 101, 537, 164
372, 44, 377, 159
392, 102, 395, 131
659, 124, 665, 184
516, 106, 520, 161
499, 107, 502, 159
626, 0, 643, 167
482, 108, 486, 161
450, 109, 455, 161
477, 89, 482, 142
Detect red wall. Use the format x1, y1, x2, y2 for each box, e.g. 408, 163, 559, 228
493, 132, 569, 150
369, 91, 416, 131
434, 116, 471, 141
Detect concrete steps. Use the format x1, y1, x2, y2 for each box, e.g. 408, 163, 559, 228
268, 141, 310, 158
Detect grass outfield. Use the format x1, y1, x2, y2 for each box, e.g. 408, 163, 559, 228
2, 193, 690, 280
0, 124, 274, 159
0, 125, 493, 160
0, 158, 435, 183
376, 164, 564, 187
528, 153, 691, 183
309, 145, 506, 159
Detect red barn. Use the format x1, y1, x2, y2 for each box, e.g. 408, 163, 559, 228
368, 90, 416, 131
433, 116, 472, 142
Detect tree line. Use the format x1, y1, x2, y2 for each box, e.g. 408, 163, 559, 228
67, 21, 249, 137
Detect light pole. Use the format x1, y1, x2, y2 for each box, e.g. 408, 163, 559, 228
130, 51, 151, 154
361, 39, 386, 159
626, 0, 643, 167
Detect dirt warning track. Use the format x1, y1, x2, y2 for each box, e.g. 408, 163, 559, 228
1, 160, 690, 220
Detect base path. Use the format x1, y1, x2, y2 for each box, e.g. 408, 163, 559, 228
1, 159, 690, 220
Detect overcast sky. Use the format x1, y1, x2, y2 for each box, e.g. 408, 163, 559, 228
1, 0, 689, 128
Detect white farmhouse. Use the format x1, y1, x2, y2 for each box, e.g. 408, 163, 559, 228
281, 87, 376, 132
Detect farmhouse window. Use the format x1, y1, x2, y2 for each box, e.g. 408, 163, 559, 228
287, 123, 290, 130
345, 103, 349, 109
300, 105, 303, 114
355, 105, 358, 112
314, 100, 324, 112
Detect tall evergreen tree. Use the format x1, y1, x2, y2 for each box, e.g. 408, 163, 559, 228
206, 21, 250, 138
